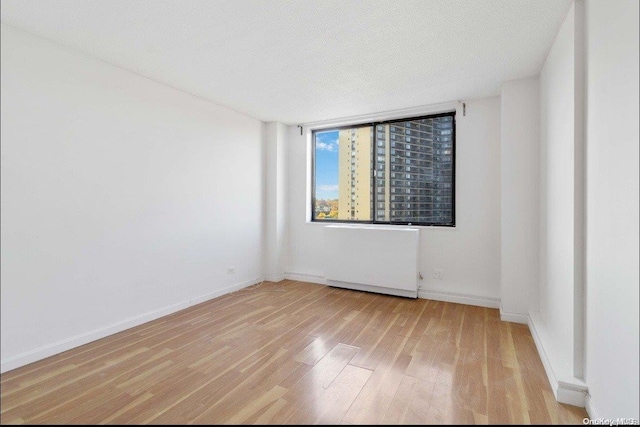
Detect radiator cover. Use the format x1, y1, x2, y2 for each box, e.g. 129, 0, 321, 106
323, 225, 420, 298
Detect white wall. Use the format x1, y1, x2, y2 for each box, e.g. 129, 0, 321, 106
500, 77, 539, 320
0, 24, 265, 372
536, 2, 579, 380
287, 97, 501, 305
584, 0, 639, 418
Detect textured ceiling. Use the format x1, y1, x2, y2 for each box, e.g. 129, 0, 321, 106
1, 0, 571, 124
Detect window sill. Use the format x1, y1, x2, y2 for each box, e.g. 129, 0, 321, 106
306, 220, 456, 230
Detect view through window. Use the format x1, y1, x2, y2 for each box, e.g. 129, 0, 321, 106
312, 112, 455, 226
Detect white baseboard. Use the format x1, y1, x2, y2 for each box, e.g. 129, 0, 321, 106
418, 289, 500, 309
287, 274, 500, 309
0, 277, 261, 374
287, 275, 498, 307
265, 274, 286, 283
584, 394, 601, 420
557, 380, 588, 407
1, 301, 188, 374
327, 279, 418, 299
285, 271, 327, 285
528, 313, 587, 407
188, 278, 263, 306
528, 313, 560, 398
499, 304, 529, 324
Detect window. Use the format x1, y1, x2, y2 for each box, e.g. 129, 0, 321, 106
312, 112, 455, 226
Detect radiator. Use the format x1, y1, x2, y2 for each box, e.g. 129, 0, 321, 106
323, 225, 420, 298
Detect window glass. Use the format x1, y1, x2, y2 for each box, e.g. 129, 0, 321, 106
312, 112, 455, 226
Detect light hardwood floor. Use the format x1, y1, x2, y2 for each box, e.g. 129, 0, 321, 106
1, 280, 587, 424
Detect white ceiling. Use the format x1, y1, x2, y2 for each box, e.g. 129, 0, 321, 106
1, 0, 571, 124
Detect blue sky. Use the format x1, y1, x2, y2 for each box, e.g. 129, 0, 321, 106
315, 130, 339, 199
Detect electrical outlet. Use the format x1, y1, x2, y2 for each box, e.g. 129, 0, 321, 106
433, 269, 443, 279
227, 267, 235, 274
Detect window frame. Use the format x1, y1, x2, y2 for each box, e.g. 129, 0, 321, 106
311, 111, 456, 227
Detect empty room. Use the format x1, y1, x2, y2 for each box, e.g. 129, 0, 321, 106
1, 0, 638, 425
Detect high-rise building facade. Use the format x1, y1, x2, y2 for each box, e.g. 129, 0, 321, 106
375, 116, 454, 224
334, 114, 454, 224
338, 126, 372, 221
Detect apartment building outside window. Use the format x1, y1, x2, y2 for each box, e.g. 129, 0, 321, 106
312, 112, 455, 226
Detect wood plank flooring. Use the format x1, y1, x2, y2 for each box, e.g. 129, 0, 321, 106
0, 280, 588, 424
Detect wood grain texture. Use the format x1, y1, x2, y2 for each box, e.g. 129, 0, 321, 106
0, 280, 587, 425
